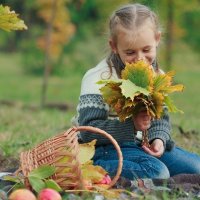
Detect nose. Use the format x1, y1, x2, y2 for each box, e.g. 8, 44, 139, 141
135, 51, 144, 61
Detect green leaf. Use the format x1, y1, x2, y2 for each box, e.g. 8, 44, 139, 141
121, 61, 153, 90
96, 79, 122, 85
45, 179, 62, 192
164, 96, 184, 113
120, 79, 149, 100
29, 165, 56, 179
28, 176, 45, 193
12, 182, 26, 190
3, 175, 22, 183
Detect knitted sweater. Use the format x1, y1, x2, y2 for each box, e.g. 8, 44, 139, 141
76, 59, 171, 147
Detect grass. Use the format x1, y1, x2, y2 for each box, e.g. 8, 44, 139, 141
168, 43, 200, 152
0, 105, 73, 155
0, 52, 80, 158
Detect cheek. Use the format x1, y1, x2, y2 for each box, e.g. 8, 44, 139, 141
122, 55, 136, 64
146, 51, 156, 63
125, 57, 135, 64
117, 53, 127, 64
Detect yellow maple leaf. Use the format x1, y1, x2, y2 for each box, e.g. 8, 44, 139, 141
0, 5, 27, 31
81, 164, 107, 183
78, 139, 97, 164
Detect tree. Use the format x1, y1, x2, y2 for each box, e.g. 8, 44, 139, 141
36, 0, 75, 107
165, 0, 174, 70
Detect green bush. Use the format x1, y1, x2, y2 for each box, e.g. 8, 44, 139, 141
21, 41, 45, 75
181, 9, 200, 52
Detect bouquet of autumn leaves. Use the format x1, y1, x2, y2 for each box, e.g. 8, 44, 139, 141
97, 60, 184, 122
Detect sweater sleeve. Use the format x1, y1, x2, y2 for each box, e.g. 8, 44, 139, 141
77, 94, 135, 146
148, 107, 171, 148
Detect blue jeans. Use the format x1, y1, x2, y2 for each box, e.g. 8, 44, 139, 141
93, 142, 200, 180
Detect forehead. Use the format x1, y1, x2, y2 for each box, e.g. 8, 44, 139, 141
116, 21, 156, 49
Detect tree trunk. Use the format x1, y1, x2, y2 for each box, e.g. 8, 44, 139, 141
165, 0, 174, 70
41, 0, 57, 108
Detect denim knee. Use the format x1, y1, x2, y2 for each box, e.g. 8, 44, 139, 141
122, 159, 170, 180
190, 164, 200, 174
151, 163, 170, 179
160, 147, 200, 176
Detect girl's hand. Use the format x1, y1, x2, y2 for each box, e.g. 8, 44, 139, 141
142, 139, 164, 157
133, 110, 151, 131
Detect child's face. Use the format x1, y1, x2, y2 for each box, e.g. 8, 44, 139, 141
110, 21, 161, 65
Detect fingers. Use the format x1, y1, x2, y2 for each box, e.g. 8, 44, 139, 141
142, 139, 164, 157
142, 145, 163, 157
152, 139, 164, 152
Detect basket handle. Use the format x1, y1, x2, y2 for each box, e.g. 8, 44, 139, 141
73, 126, 123, 188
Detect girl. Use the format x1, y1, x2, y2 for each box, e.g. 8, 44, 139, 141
75, 3, 200, 180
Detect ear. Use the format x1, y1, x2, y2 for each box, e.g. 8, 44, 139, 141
155, 31, 161, 46
109, 39, 117, 53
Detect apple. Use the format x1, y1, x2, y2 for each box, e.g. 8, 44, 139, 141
99, 174, 111, 184
8, 189, 36, 200
38, 188, 62, 200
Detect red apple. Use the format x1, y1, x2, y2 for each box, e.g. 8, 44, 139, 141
38, 188, 62, 200
9, 189, 36, 200
99, 174, 111, 184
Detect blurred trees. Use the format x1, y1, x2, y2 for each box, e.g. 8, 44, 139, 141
181, 4, 200, 53
0, 0, 199, 106
162, 0, 200, 69
0, 0, 199, 73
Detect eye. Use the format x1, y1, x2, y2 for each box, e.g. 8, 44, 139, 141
143, 48, 151, 53
126, 51, 135, 55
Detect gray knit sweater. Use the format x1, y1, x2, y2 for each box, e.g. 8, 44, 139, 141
75, 59, 171, 147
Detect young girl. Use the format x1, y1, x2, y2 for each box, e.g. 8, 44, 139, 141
75, 3, 200, 180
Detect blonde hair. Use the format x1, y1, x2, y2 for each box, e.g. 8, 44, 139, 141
106, 3, 160, 77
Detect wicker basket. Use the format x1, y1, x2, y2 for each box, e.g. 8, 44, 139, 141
19, 126, 123, 190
